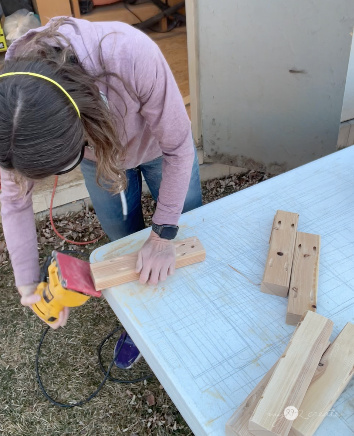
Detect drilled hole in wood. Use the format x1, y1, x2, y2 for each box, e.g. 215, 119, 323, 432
278, 220, 281, 225
191, 245, 195, 248
312, 305, 317, 309
298, 244, 302, 248
277, 252, 283, 256
313, 246, 317, 251
291, 223, 295, 227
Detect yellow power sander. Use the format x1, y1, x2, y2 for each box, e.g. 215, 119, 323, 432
32, 250, 142, 399
32, 251, 102, 324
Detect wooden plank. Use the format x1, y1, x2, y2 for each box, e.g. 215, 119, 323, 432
226, 352, 329, 436
286, 232, 320, 325
33, 0, 73, 25
90, 236, 206, 290
226, 364, 277, 436
290, 323, 354, 436
347, 120, 354, 147
248, 311, 333, 436
261, 210, 299, 297
82, 2, 160, 24
185, 0, 201, 145
337, 121, 351, 149
183, 95, 191, 106
226, 333, 330, 436
70, 0, 81, 18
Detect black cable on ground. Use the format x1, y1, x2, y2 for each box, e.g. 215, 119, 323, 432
35, 326, 153, 408
123, 0, 182, 34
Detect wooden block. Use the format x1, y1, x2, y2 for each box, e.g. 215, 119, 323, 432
337, 122, 351, 149
90, 236, 206, 290
261, 211, 299, 297
347, 120, 354, 147
248, 311, 333, 436
286, 233, 320, 325
226, 364, 277, 436
290, 323, 354, 436
183, 95, 191, 106
70, 0, 81, 18
225, 339, 331, 436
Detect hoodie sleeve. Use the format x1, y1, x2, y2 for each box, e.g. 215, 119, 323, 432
0, 169, 40, 287
131, 32, 195, 225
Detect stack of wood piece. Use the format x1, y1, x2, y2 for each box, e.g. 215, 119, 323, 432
260, 210, 320, 325
226, 311, 354, 436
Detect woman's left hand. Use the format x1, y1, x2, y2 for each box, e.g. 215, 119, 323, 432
136, 231, 176, 285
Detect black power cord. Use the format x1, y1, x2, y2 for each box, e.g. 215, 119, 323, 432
35, 326, 153, 408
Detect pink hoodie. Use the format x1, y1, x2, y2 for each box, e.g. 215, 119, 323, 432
0, 17, 194, 287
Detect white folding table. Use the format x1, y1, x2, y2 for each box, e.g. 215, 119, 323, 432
91, 146, 354, 436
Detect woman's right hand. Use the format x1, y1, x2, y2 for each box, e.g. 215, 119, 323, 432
18, 284, 70, 329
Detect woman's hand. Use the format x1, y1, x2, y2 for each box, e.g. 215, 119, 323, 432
18, 284, 70, 329
136, 231, 176, 285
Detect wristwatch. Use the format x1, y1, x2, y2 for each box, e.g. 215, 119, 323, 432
152, 222, 179, 240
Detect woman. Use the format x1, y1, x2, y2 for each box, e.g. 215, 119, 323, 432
0, 17, 202, 333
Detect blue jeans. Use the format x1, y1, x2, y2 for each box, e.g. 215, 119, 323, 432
80, 149, 202, 241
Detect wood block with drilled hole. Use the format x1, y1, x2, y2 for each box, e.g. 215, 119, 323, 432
261, 210, 299, 297
289, 323, 354, 436
286, 233, 320, 325
248, 311, 333, 436
90, 237, 205, 290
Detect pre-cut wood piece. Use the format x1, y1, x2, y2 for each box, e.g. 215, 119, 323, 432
289, 322, 354, 436
286, 232, 320, 325
225, 351, 333, 436
261, 210, 299, 297
248, 311, 333, 436
90, 236, 205, 290
226, 364, 277, 436
225, 320, 330, 435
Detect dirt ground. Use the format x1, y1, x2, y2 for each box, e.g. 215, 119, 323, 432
0, 170, 269, 436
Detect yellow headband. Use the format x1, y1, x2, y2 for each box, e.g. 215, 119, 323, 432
0, 72, 81, 118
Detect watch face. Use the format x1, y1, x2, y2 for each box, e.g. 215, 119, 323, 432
160, 225, 178, 240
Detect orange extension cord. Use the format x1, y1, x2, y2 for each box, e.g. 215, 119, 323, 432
0, 174, 102, 245
49, 175, 104, 246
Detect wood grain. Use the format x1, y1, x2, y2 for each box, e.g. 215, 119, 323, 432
225, 324, 330, 436
248, 311, 333, 436
286, 232, 320, 325
289, 323, 354, 436
90, 236, 206, 290
226, 364, 277, 436
261, 210, 299, 297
